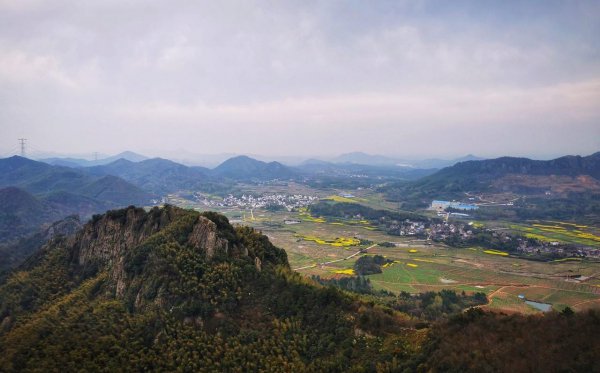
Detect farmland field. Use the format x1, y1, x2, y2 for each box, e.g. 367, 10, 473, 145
509, 221, 600, 246
166, 187, 600, 314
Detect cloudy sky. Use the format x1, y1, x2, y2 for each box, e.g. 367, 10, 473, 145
1, 0, 599, 160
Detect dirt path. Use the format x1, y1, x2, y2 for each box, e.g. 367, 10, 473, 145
571, 298, 600, 308
293, 244, 377, 271
487, 286, 507, 300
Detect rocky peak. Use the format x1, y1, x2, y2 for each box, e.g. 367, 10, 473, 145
71, 206, 237, 268
73, 206, 167, 267
61, 205, 263, 298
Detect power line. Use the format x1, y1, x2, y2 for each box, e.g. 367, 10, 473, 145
0, 147, 19, 158
26, 143, 46, 159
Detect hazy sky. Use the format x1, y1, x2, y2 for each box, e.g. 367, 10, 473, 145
1, 0, 599, 160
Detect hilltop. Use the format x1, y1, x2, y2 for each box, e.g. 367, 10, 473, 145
212, 155, 297, 180
0, 205, 414, 371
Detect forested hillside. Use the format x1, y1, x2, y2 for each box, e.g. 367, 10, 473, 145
0, 206, 416, 371
0, 206, 598, 372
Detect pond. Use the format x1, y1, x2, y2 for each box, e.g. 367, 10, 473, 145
525, 300, 552, 312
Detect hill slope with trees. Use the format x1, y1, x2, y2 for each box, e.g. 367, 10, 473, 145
0, 206, 598, 372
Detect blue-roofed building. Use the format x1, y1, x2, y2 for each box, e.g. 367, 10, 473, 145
431, 200, 478, 211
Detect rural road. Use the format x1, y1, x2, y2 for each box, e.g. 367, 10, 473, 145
293, 243, 378, 271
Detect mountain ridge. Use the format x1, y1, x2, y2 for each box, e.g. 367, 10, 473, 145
0, 157, 153, 242
0, 205, 413, 371
40, 151, 148, 167
382, 151, 600, 215
212, 155, 297, 180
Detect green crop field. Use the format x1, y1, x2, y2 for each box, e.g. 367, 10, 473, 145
168, 187, 600, 314
509, 221, 600, 246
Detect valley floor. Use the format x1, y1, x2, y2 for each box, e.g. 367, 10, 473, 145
166, 187, 600, 314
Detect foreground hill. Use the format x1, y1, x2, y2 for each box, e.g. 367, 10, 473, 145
0, 206, 412, 371
0, 206, 598, 372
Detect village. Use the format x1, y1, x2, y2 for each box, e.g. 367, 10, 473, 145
194, 193, 319, 211
382, 216, 600, 260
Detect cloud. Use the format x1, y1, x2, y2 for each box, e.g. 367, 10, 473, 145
0, 1, 599, 158
0, 50, 79, 88
115, 79, 600, 157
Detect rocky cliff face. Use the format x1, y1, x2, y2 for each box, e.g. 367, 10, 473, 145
74, 207, 168, 267
65, 206, 239, 298
73, 206, 234, 267
187, 216, 229, 259
0, 205, 288, 332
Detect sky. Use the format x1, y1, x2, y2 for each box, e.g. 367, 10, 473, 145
1, 0, 599, 160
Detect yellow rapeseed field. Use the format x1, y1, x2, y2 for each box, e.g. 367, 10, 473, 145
295, 234, 360, 247
334, 269, 355, 275
483, 249, 509, 256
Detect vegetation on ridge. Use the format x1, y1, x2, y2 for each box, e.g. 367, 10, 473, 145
0, 205, 598, 372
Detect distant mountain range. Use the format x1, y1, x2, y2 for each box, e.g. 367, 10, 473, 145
34, 151, 600, 197
412, 154, 486, 169
384, 152, 600, 207
38, 150, 483, 169
4, 151, 598, 237
0, 156, 152, 204
87, 158, 211, 195
40, 151, 148, 168
328, 152, 485, 168
0, 214, 81, 274
0, 187, 60, 242
0, 156, 153, 242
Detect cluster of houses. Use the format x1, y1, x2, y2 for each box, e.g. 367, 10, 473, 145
428, 222, 475, 241
386, 220, 428, 237
196, 193, 319, 211
383, 219, 476, 241
516, 240, 600, 259
386, 215, 473, 241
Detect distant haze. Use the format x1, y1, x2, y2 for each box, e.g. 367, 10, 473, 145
1, 1, 599, 159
